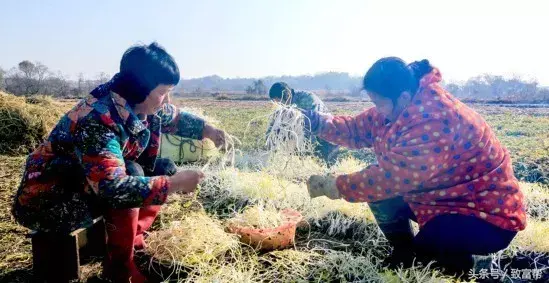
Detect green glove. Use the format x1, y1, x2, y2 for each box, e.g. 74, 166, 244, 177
307, 175, 340, 199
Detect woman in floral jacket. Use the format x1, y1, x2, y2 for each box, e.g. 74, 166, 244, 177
12, 42, 227, 282
306, 58, 526, 275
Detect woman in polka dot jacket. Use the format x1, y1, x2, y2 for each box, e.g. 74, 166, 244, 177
305, 57, 526, 275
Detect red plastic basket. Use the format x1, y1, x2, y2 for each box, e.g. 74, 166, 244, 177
227, 208, 303, 251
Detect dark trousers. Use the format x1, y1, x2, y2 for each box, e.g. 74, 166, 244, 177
369, 197, 517, 274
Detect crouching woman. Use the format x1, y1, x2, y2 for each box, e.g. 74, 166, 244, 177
12, 42, 227, 282
305, 57, 526, 275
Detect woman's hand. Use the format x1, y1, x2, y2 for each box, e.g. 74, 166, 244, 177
203, 123, 227, 148
307, 175, 340, 199
168, 169, 205, 194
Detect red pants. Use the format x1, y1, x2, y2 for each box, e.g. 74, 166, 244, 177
103, 205, 161, 283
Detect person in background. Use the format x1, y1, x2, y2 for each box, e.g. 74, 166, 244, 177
305, 57, 526, 276
268, 82, 339, 165
12, 42, 228, 283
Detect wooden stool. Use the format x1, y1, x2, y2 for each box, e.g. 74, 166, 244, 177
31, 216, 107, 282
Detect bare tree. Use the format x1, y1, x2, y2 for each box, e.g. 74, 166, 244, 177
0, 67, 5, 90
254, 79, 267, 95
5, 67, 26, 95
35, 62, 49, 88
245, 85, 254, 94
18, 61, 35, 79
73, 72, 85, 96
5, 61, 52, 95
18, 61, 40, 94
445, 83, 461, 96
97, 72, 110, 84
246, 79, 267, 95
44, 71, 71, 97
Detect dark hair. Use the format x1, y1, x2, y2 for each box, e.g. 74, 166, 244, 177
269, 82, 293, 101
362, 57, 432, 102
112, 42, 180, 105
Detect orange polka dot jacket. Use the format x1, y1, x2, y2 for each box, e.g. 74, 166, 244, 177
308, 68, 526, 232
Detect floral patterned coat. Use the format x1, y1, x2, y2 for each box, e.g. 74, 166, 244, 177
12, 92, 204, 233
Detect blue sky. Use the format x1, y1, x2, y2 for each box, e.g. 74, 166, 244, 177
0, 0, 547, 84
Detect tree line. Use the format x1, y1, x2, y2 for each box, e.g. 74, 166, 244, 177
1, 61, 548, 103
0, 61, 109, 97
